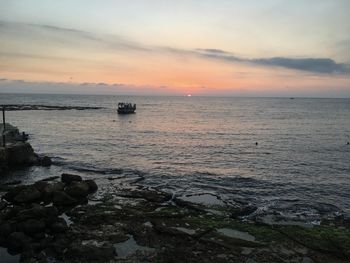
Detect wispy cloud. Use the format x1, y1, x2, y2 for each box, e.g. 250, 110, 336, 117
1, 20, 349, 75
196, 49, 350, 74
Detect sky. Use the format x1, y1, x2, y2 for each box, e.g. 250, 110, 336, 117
0, 0, 350, 97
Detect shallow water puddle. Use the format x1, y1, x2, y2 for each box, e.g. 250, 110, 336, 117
0, 247, 20, 263
217, 228, 255, 242
181, 194, 225, 206
114, 235, 154, 257
59, 213, 74, 226
144, 221, 153, 227
174, 227, 196, 235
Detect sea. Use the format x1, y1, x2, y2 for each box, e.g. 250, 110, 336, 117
1, 93, 350, 223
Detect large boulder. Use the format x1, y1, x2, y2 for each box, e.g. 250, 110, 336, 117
0, 223, 13, 237
13, 186, 41, 203
8, 232, 32, 252
85, 180, 98, 193
5, 142, 39, 167
52, 191, 77, 206
61, 173, 82, 185
41, 182, 65, 200
41, 156, 52, 166
16, 204, 47, 221
2, 185, 26, 202
50, 218, 68, 233
65, 181, 90, 198
18, 219, 46, 235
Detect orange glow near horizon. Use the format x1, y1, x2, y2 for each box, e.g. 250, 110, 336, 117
3, 50, 349, 96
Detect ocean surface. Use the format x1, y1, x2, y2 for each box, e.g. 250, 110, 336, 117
1, 93, 350, 222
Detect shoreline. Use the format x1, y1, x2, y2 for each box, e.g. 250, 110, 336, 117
1, 173, 350, 262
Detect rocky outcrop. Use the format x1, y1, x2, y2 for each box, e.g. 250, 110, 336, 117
61, 173, 82, 185
0, 123, 52, 173
1, 175, 349, 262
0, 175, 99, 261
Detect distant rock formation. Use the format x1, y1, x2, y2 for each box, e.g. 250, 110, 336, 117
2, 104, 103, 111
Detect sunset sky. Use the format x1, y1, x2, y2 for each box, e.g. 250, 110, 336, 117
0, 0, 350, 96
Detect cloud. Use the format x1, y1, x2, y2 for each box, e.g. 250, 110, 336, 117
252, 57, 349, 74
1, 20, 349, 75
196, 49, 350, 74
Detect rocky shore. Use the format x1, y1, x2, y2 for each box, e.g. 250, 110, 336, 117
1, 124, 349, 262
0, 172, 349, 263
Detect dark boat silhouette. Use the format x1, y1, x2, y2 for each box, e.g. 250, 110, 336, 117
117, 102, 136, 114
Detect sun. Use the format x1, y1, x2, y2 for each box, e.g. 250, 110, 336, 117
187, 94, 192, 97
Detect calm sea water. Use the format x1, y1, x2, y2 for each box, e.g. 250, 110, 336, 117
1, 93, 350, 220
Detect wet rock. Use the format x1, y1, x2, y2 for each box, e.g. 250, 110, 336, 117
0, 223, 13, 237
18, 219, 46, 235
0, 200, 8, 210
41, 156, 52, 166
65, 181, 90, 198
61, 173, 82, 185
42, 182, 65, 199
16, 204, 47, 221
2, 185, 26, 202
50, 218, 68, 233
8, 232, 32, 252
119, 190, 172, 203
85, 180, 98, 193
40, 176, 60, 182
44, 206, 59, 219
231, 206, 257, 218
5, 142, 39, 167
52, 191, 77, 206
4, 180, 22, 185
34, 181, 49, 192
14, 186, 41, 203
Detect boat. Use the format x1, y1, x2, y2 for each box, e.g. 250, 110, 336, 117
117, 102, 136, 114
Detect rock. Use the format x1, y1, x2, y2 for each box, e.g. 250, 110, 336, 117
34, 181, 49, 192
85, 180, 98, 193
50, 218, 68, 233
8, 232, 32, 252
42, 182, 65, 196
61, 173, 82, 185
41, 156, 52, 166
14, 186, 41, 203
0, 200, 8, 210
65, 181, 90, 197
4, 180, 22, 185
40, 176, 60, 182
2, 185, 26, 202
5, 142, 39, 167
18, 219, 46, 235
16, 204, 47, 221
0, 223, 13, 237
52, 191, 77, 206
38, 182, 65, 204
44, 206, 59, 222
231, 206, 257, 218
119, 190, 172, 203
